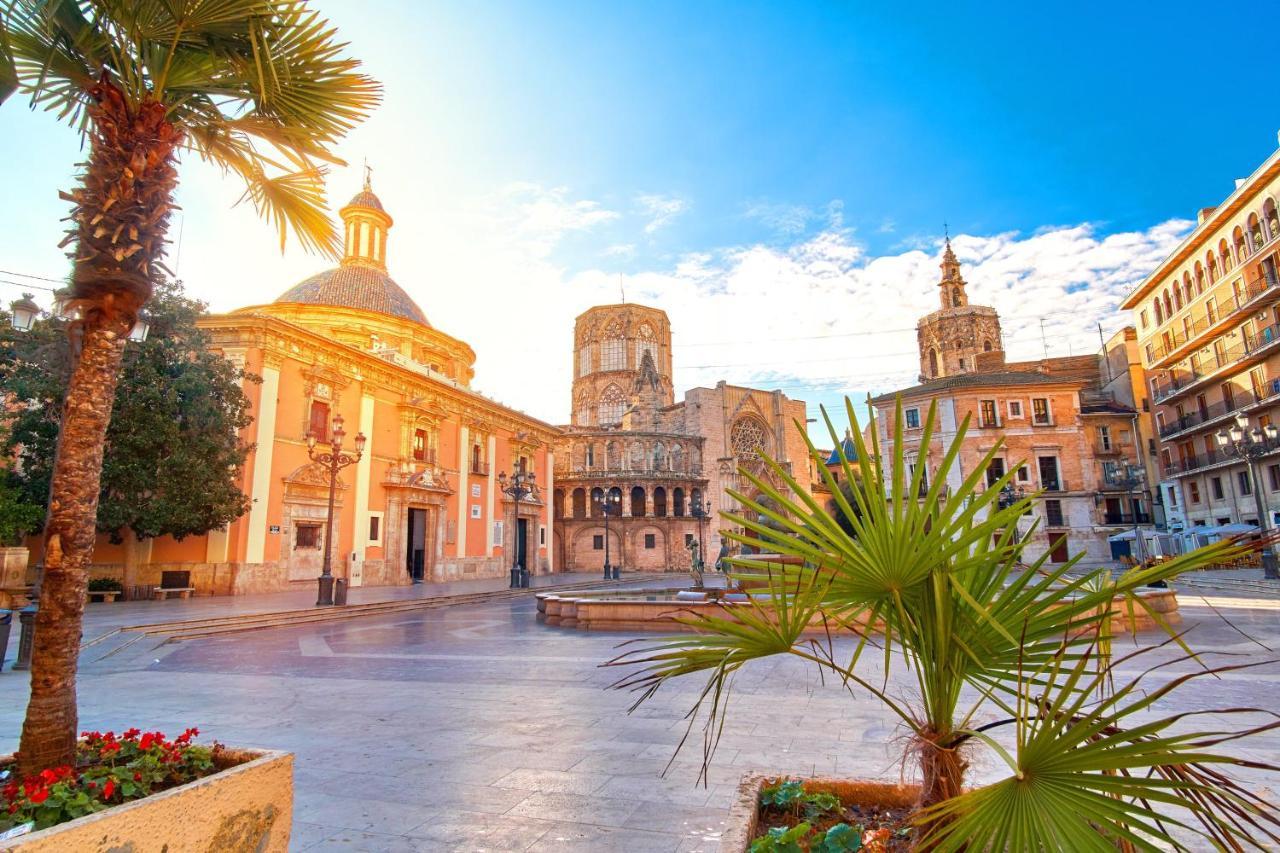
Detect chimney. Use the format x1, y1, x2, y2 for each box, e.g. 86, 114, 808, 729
1235, 178, 1247, 190
1197, 206, 1216, 224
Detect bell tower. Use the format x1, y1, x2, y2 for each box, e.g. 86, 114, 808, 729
915, 233, 1004, 381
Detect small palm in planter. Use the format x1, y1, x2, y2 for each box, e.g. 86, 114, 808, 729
611, 399, 1280, 850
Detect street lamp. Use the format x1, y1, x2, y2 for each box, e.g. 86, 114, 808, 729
498, 467, 538, 588
595, 488, 622, 580
690, 498, 712, 570
1102, 462, 1148, 566
1215, 413, 1280, 579
8, 293, 39, 331
306, 413, 366, 605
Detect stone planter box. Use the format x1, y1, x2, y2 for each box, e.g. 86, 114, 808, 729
0, 548, 28, 590
1, 748, 292, 852
86, 591, 120, 603
725, 773, 918, 852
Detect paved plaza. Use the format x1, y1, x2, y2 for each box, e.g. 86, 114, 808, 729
3, 575, 1280, 851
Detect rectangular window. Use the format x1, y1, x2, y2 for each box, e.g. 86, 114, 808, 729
986, 457, 1006, 488
470, 504, 482, 519
1144, 343, 1155, 364
586, 444, 596, 467
1167, 487, 1177, 508
979, 399, 998, 428
1239, 471, 1253, 495
1252, 367, 1268, 400
1270, 464, 1280, 491
1038, 456, 1061, 491
1140, 309, 1149, 329
1221, 382, 1235, 410
1031, 398, 1051, 425
1189, 481, 1201, 503
540, 526, 546, 545
308, 400, 330, 441
413, 428, 427, 461
578, 344, 595, 377
1195, 393, 1208, 419
368, 516, 380, 543
904, 408, 921, 429
1016, 464, 1030, 483
593, 534, 604, 550
1211, 477, 1224, 500
1213, 339, 1227, 367
644, 533, 656, 549
295, 523, 320, 549
685, 533, 695, 547
1097, 426, 1112, 450
1044, 499, 1065, 528
600, 339, 625, 371
1007, 400, 1023, 419
1206, 298, 1218, 323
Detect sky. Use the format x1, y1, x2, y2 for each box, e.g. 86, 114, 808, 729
3, 1, 1280, 435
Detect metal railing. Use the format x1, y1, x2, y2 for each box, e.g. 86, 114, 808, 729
1147, 265, 1280, 366
1157, 382, 1279, 439
1102, 512, 1153, 525
470, 460, 489, 476
1151, 321, 1280, 403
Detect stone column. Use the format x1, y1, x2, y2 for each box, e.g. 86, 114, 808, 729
486, 434, 497, 557
544, 450, 555, 572
457, 425, 470, 558
354, 393, 375, 561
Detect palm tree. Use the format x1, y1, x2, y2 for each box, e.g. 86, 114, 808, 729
0, 0, 379, 774
612, 399, 1280, 848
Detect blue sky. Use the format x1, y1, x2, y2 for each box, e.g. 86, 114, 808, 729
3, 2, 1280, 428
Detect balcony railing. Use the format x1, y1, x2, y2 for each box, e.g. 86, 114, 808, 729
1147, 265, 1280, 367
1042, 479, 1067, 492
1102, 512, 1153, 525
470, 460, 489, 476
411, 448, 438, 465
1151, 321, 1280, 404
1092, 441, 1122, 456
1157, 380, 1280, 439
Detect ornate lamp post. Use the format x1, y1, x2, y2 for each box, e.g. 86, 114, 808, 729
8, 293, 40, 332
1216, 414, 1280, 579
498, 468, 538, 588
690, 498, 712, 570
307, 413, 366, 605
1102, 462, 1148, 565
595, 488, 622, 580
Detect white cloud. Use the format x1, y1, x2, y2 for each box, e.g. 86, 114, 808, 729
635, 193, 687, 234
742, 200, 816, 236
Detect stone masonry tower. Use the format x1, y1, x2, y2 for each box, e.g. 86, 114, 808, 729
916, 237, 1004, 381
571, 304, 674, 426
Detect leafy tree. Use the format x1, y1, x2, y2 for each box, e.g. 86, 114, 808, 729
2, 279, 257, 551
0, 0, 378, 773
0, 472, 43, 547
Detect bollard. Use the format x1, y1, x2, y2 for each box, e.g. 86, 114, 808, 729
509, 565, 521, 589
333, 578, 348, 606
0, 610, 11, 669
519, 565, 530, 589
13, 604, 36, 671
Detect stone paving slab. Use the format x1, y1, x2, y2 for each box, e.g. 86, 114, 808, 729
2, 590, 1279, 851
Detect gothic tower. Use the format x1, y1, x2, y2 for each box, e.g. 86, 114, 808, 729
916, 237, 1004, 381
571, 304, 674, 426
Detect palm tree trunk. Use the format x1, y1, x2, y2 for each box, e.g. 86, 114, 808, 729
17, 77, 179, 775
17, 312, 131, 774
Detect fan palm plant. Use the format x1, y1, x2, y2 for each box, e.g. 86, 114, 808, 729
611, 399, 1280, 849
0, 0, 379, 774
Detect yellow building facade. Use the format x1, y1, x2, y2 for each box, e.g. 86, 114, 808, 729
74, 181, 560, 595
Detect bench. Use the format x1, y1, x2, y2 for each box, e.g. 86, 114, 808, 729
87, 590, 120, 603
152, 570, 195, 600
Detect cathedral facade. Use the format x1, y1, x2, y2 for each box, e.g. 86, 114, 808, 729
553, 304, 814, 573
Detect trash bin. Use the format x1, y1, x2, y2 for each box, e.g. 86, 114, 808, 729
333, 579, 348, 606
0, 610, 11, 669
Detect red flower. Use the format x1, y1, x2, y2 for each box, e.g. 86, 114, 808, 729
133, 772, 142, 782
39, 769, 57, 784
28, 787, 49, 805
102, 779, 115, 799
139, 733, 157, 750
3, 782, 18, 800
122, 728, 140, 740
7, 803, 17, 814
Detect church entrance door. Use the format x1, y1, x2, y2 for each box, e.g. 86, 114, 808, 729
406, 508, 427, 582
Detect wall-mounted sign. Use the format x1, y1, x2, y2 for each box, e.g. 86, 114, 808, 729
471, 483, 481, 498
268, 525, 281, 534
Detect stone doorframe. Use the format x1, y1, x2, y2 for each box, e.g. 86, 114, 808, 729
499, 494, 546, 574
281, 462, 347, 583
383, 470, 453, 584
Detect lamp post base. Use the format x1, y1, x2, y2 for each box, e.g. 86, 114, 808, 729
510, 566, 521, 589
316, 574, 335, 606
1263, 550, 1279, 581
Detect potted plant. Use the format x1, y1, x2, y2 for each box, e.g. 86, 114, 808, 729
85, 578, 123, 604
0, 476, 41, 593
0, 728, 292, 851
611, 400, 1280, 850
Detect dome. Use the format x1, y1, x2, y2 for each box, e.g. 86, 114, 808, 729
345, 189, 384, 212
825, 430, 858, 465
275, 264, 429, 326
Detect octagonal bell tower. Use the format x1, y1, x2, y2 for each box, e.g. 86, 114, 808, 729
916, 237, 1004, 381
571, 304, 674, 426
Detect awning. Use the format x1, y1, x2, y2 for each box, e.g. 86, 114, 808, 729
1197, 523, 1259, 536
1107, 528, 1158, 542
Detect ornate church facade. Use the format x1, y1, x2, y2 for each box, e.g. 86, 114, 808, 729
553, 303, 814, 573
69, 178, 560, 595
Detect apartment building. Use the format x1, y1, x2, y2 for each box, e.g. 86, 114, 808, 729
1121, 142, 1280, 536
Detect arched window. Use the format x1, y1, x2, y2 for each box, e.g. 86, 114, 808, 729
606, 441, 621, 468
1248, 213, 1265, 251
653, 441, 667, 470
954, 339, 964, 351
1194, 262, 1205, 293
653, 487, 668, 517
673, 487, 686, 517
951, 288, 961, 307
1163, 288, 1173, 315
1153, 299, 1163, 325
959, 358, 966, 370
597, 384, 626, 425
1264, 199, 1280, 240
554, 489, 566, 519
983, 339, 993, 352
585, 443, 596, 468
1206, 252, 1218, 284
671, 444, 684, 472
590, 487, 604, 517
577, 343, 595, 377
730, 417, 770, 461
1172, 286, 1182, 310
571, 488, 586, 518
1219, 239, 1233, 273
630, 486, 646, 517
636, 322, 658, 370
629, 442, 645, 470
1182, 273, 1194, 305
1233, 227, 1248, 263
928, 348, 939, 377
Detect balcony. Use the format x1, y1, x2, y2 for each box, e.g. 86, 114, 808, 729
1147, 264, 1280, 368
1042, 479, 1067, 492
1092, 441, 1123, 456
470, 460, 489, 476
1151, 321, 1280, 404
411, 448, 438, 465
1101, 512, 1153, 525
1158, 380, 1280, 441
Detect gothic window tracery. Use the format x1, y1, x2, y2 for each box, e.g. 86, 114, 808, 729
598, 384, 626, 425
629, 442, 645, 469
730, 417, 770, 461
653, 441, 667, 470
